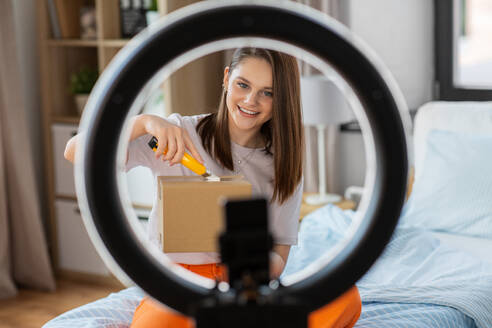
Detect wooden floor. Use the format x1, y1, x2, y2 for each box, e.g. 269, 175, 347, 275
0, 278, 124, 328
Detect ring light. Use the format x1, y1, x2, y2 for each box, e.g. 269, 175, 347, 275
75, 0, 409, 320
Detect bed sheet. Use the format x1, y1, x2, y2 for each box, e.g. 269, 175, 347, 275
43, 290, 475, 328
356, 302, 475, 328
43, 205, 492, 328
42, 287, 144, 328
431, 232, 492, 264
282, 205, 492, 328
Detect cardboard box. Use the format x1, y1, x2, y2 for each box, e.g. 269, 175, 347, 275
157, 176, 252, 253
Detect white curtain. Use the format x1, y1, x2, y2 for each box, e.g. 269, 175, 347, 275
296, 0, 347, 194
0, 0, 55, 298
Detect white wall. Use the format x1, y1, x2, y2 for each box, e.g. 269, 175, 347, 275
349, 0, 434, 110
335, 0, 434, 194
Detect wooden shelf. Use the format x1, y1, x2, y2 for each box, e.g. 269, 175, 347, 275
56, 194, 78, 201
47, 39, 99, 47
101, 39, 130, 47
39, 0, 223, 281
52, 115, 81, 125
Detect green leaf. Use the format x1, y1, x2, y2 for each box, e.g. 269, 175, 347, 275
69, 66, 99, 94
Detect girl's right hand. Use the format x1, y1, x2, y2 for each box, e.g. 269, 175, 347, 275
142, 115, 204, 166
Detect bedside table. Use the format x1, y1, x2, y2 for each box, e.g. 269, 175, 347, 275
300, 192, 356, 221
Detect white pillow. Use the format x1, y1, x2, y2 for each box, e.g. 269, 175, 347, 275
413, 101, 492, 180
400, 129, 492, 239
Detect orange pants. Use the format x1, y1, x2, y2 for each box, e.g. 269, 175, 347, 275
131, 263, 361, 328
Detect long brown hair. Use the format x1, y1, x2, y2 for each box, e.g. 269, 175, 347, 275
196, 48, 303, 204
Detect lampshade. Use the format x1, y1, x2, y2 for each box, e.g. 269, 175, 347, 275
300, 74, 354, 125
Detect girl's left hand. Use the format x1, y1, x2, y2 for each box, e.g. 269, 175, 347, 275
270, 252, 285, 279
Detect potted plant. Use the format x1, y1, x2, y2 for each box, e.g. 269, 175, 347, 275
70, 67, 98, 115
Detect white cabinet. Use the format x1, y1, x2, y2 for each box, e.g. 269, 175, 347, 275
55, 199, 110, 275
52, 123, 78, 196
126, 166, 154, 208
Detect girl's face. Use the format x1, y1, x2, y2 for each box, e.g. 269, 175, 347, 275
223, 57, 273, 141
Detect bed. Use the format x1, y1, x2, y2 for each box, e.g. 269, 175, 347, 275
43, 101, 492, 328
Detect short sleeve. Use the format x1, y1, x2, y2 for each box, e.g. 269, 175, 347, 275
163, 113, 183, 126
125, 134, 155, 171
270, 177, 303, 245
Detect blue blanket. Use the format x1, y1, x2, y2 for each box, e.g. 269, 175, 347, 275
282, 205, 492, 328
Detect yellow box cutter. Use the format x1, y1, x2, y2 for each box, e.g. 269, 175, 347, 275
148, 136, 220, 181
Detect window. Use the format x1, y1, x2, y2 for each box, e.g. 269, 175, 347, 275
435, 0, 492, 100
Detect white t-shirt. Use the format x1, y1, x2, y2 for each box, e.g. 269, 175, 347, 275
126, 113, 302, 264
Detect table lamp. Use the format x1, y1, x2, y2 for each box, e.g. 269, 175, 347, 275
301, 74, 353, 205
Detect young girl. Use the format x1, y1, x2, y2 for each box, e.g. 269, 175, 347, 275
65, 47, 361, 328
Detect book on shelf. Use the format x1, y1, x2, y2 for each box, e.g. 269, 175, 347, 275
120, 0, 157, 38
47, 0, 61, 39
47, 0, 85, 39
54, 0, 84, 38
